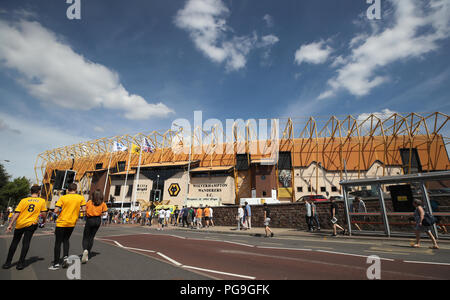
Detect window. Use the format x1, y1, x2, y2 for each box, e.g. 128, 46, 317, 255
331, 186, 338, 192
308, 186, 312, 192
95, 163, 103, 170
117, 161, 126, 172
126, 185, 133, 197
262, 191, 267, 197
277, 152, 292, 170
261, 175, 266, 180
114, 185, 121, 196
297, 187, 303, 193
236, 154, 250, 171
321, 187, 326, 192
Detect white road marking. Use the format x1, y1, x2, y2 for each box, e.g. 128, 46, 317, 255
256, 246, 312, 251
221, 240, 255, 247
125, 247, 156, 253
403, 260, 450, 266
95, 236, 257, 279
316, 250, 395, 261
157, 252, 183, 266
182, 265, 256, 280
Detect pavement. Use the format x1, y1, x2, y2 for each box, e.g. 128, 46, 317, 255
1, 222, 449, 280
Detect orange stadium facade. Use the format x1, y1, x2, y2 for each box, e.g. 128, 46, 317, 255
35, 113, 450, 210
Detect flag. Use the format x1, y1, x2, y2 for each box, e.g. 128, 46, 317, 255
131, 143, 141, 154
142, 137, 155, 153
112, 141, 128, 152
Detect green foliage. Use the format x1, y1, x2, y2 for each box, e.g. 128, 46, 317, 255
0, 163, 10, 191
0, 176, 31, 210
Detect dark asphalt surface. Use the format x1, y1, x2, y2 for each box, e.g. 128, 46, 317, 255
1, 223, 449, 280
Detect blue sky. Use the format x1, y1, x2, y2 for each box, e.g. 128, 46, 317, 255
0, 0, 449, 180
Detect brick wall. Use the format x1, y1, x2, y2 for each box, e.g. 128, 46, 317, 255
211, 194, 450, 232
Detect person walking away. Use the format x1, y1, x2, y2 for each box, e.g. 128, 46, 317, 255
204, 205, 211, 228
330, 198, 346, 237
209, 206, 215, 227
305, 200, 313, 232
157, 209, 165, 230
102, 210, 108, 226
238, 205, 245, 230
431, 199, 447, 234
1, 209, 9, 227
196, 206, 203, 229
49, 183, 86, 270
311, 200, 320, 231
2, 185, 48, 270
412, 199, 439, 249
244, 202, 251, 229
353, 197, 367, 231
81, 189, 108, 264
263, 203, 274, 237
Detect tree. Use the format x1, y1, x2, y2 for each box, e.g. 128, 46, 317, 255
0, 177, 31, 210
0, 163, 10, 191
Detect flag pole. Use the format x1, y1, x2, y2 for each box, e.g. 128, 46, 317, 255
121, 140, 133, 213
132, 138, 144, 212
103, 145, 114, 199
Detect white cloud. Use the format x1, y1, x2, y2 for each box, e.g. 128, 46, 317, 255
174, 0, 279, 71
294, 40, 333, 66
319, 0, 450, 99
0, 112, 88, 181
0, 19, 174, 120
263, 14, 274, 27
0, 119, 21, 135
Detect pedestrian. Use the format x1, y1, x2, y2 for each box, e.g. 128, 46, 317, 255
196, 206, 203, 229
178, 206, 185, 226
431, 199, 448, 234
204, 205, 211, 228
108, 210, 113, 225
187, 206, 194, 229
102, 210, 108, 226
411, 199, 439, 249
81, 189, 108, 264
174, 207, 180, 226
1, 209, 8, 227
209, 206, 215, 227
244, 202, 251, 229
49, 183, 86, 270
330, 197, 346, 237
238, 205, 245, 230
352, 197, 366, 231
158, 209, 165, 230
311, 200, 320, 231
165, 209, 171, 227
263, 203, 274, 237
305, 199, 313, 232
2, 185, 48, 270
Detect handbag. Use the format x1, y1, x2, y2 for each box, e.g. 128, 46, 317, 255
422, 212, 436, 226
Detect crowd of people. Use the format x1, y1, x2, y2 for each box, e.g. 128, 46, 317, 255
2, 185, 444, 270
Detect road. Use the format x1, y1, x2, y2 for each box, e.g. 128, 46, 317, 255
1, 224, 449, 280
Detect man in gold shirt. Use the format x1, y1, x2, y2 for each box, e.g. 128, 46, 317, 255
2, 185, 48, 270
49, 183, 86, 270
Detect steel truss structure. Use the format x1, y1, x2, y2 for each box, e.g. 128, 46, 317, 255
36, 112, 450, 202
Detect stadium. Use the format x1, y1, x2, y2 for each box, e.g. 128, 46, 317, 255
35, 112, 450, 210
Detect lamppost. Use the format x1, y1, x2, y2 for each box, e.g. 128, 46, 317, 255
155, 174, 160, 203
